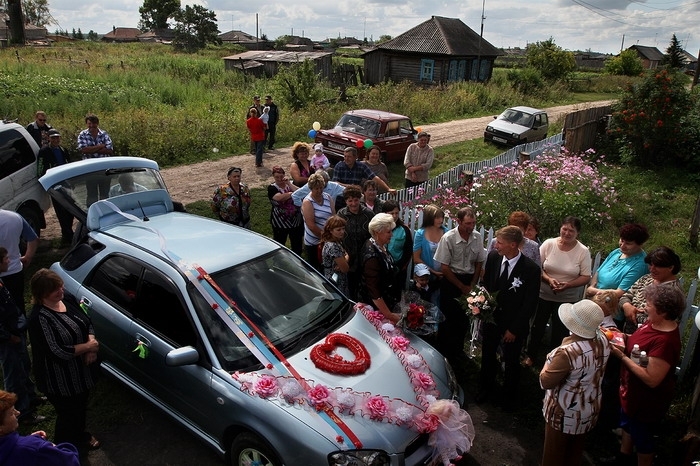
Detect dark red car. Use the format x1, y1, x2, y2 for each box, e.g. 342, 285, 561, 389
315, 109, 417, 163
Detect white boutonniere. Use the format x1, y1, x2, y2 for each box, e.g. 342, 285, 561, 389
509, 277, 523, 291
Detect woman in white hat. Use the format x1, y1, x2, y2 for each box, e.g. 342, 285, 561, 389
539, 299, 610, 466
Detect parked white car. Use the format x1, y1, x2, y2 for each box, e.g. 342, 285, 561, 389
0, 121, 51, 232
484, 106, 549, 146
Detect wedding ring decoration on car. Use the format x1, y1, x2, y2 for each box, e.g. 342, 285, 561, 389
310, 333, 371, 375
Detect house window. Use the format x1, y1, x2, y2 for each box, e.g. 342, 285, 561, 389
448, 60, 468, 82
420, 59, 434, 82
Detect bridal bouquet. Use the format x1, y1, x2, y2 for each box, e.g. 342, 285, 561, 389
395, 291, 444, 337
457, 285, 498, 325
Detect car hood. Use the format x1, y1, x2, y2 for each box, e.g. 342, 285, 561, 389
488, 118, 529, 135
235, 309, 454, 451
318, 128, 366, 143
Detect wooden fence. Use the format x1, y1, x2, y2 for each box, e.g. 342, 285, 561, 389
563, 105, 612, 154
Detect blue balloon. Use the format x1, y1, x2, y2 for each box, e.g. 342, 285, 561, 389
308, 129, 317, 139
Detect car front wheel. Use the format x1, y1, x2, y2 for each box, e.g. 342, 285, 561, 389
230, 432, 281, 466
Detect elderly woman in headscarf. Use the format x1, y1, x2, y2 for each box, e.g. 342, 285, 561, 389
360, 213, 401, 323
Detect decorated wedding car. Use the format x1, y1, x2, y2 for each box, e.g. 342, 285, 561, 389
39, 157, 472, 466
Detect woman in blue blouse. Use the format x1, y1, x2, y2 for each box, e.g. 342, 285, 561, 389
412, 204, 448, 306
586, 223, 650, 326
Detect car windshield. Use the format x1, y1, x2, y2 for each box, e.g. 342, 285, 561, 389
193, 248, 350, 372
47, 167, 167, 215
334, 114, 380, 137
501, 109, 534, 127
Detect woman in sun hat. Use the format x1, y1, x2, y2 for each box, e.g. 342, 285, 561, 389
539, 299, 610, 466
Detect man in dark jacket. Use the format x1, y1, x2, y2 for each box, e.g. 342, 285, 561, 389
25, 111, 53, 148
38, 130, 74, 244
264, 95, 279, 150
477, 225, 540, 411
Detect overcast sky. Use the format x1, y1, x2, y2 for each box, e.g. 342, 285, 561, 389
46, 0, 699, 55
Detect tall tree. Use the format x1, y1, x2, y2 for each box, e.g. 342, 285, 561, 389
665, 33, 686, 69
138, 0, 180, 31
172, 4, 220, 52
526, 37, 576, 81
22, 0, 55, 28
6, 0, 25, 44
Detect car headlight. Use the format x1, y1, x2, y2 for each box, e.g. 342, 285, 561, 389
486, 126, 493, 132
329, 450, 390, 465
512, 133, 519, 139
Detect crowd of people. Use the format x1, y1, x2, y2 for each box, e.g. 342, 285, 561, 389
1, 105, 692, 465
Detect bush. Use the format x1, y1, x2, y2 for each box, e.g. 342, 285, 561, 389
506, 67, 544, 94
604, 49, 644, 76
411, 149, 618, 241
609, 69, 699, 168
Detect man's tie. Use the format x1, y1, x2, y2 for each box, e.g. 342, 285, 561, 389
499, 260, 509, 287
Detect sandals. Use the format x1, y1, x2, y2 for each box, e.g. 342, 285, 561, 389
87, 435, 101, 450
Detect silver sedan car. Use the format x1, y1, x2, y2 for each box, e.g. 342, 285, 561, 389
39, 157, 464, 466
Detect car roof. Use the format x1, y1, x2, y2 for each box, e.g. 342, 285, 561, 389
95, 211, 280, 273
342, 109, 410, 120
39, 157, 159, 190
508, 106, 545, 115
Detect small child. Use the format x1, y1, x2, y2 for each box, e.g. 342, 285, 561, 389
259, 106, 270, 128
311, 143, 330, 170
409, 263, 435, 304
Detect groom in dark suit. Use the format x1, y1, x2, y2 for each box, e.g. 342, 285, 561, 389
477, 225, 540, 411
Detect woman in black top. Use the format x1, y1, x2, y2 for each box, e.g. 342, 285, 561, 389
28, 269, 100, 457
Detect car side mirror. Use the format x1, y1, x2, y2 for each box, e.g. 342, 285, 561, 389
166, 346, 199, 366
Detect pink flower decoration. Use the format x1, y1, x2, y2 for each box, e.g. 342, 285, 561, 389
392, 336, 410, 352
365, 395, 388, 420
414, 372, 435, 390
254, 375, 279, 398
414, 412, 439, 433
308, 384, 331, 409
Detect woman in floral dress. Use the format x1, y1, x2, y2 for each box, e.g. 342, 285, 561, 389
321, 215, 350, 296
211, 167, 251, 228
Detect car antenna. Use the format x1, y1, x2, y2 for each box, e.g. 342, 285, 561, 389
137, 201, 149, 221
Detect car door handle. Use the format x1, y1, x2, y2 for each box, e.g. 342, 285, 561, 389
135, 333, 151, 348
79, 297, 92, 314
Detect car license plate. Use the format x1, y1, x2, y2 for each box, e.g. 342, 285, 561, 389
328, 142, 346, 150
493, 136, 507, 144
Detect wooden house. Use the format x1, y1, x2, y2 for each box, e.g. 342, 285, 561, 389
222, 50, 333, 79
362, 16, 500, 85
219, 30, 271, 50
627, 45, 664, 69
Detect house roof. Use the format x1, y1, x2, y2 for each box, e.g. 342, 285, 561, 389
102, 27, 141, 41
137, 28, 176, 41
372, 16, 500, 57
219, 30, 258, 43
628, 45, 665, 62
222, 50, 332, 63
681, 49, 698, 64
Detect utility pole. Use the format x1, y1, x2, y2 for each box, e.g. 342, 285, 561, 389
620, 34, 625, 52
476, 0, 486, 82
6, 0, 25, 45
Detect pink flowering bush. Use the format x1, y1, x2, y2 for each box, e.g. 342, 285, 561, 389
410, 148, 618, 238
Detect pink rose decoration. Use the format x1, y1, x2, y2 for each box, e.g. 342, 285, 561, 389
308, 384, 331, 408
415, 412, 439, 433
365, 395, 388, 420
254, 375, 279, 398
392, 336, 410, 352
414, 372, 435, 390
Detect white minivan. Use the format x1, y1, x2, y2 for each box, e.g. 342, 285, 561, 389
0, 121, 51, 233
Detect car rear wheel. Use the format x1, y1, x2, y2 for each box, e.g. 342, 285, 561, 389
230, 432, 281, 466
17, 205, 42, 236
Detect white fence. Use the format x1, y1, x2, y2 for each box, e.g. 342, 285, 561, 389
380, 133, 564, 206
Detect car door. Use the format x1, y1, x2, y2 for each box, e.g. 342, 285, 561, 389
383, 119, 416, 162
83, 254, 218, 433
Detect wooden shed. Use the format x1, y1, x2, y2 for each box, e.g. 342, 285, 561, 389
222, 50, 333, 79
362, 16, 500, 85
